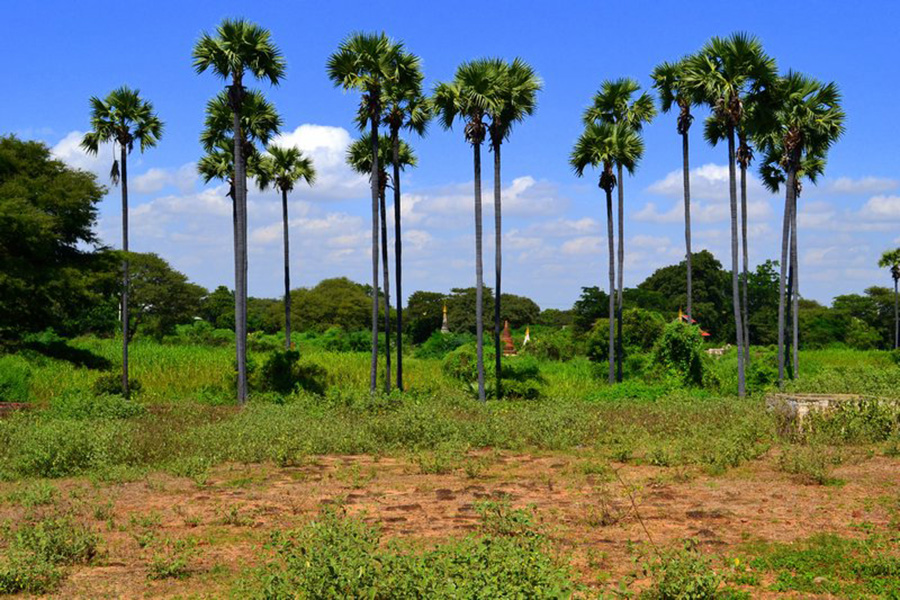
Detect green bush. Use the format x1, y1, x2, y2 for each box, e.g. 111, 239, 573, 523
247, 331, 282, 353
253, 350, 328, 396
653, 321, 704, 386
0, 354, 32, 403
521, 327, 579, 361
415, 330, 473, 359
442, 345, 544, 399
0, 515, 98, 594
91, 372, 143, 397
48, 391, 146, 420
169, 321, 233, 346
642, 542, 722, 599
249, 507, 576, 599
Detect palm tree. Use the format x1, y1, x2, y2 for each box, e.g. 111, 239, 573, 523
684, 33, 776, 397
347, 133, 417, 391
81, 86, 163, 398
756, 71, 844, 386
256, 145, 316, 350
485, 58, 542, 398
570, 121, 643, 384
583, 78, 655, 382
652, 59, 700, 323
433, 59, 502, 402
380, 49, 431, 392
328, 32, 408, 393
879, 249, 900, 349
194, 18, 285, 404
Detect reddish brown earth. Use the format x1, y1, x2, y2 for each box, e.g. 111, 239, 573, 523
2, 450, 898, 598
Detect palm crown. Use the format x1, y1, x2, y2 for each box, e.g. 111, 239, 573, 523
327, 32, 407, 122
583, 78, 656, 130
684, 33, 776, 136
257, 145, 316, 193
200, 90, 282, 153
432, 59, 505, 145
756, 71, 844, 192
878, 249, 900, 281
570, 121, 644, 191
192, 18, 285, 87
81, 86, 163, 183
652, 58, 702, 134
487, 58, 542, 146
197, 142, 263, 191
346, 133, 417, 182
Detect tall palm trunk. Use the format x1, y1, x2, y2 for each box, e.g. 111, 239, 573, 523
281, 188, 292, 351
391, 130, 404, 391
379, 182, 391, 392
777, 168, 796, 388
119, 144, 130, 398
605, 180, 616, 384
727, 129, 746, 397
473, 142, 486, 402
230, 81, 248, 405
368, 118, 380, 393
785, 261, 794, 380
790, 191, 799, 378
493, 142, 502, 399
682, 130, 693, 320
739, 151, 750, 366
616, 163, 625, 383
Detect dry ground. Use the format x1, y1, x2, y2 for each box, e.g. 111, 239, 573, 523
2, 449, 898, 598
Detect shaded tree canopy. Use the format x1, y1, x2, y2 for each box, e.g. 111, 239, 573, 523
0, 136, 111, 339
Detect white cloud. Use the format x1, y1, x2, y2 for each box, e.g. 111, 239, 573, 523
133, 163, 198, 194
271, 124, 367, 200
824, 176, 898, 195
860, 195, 900, 220
51, 130, 110, 175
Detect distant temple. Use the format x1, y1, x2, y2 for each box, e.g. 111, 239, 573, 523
441, 304, 450, 334
678, 308, 711, 338
501, 320, 516, 356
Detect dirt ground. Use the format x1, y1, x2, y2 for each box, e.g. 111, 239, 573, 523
3, 449, 899, 599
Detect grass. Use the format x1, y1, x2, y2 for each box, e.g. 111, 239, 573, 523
0, 335, 899, 596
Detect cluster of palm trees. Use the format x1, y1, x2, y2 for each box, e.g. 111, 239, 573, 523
329, 35, 542, 401
82, 21, 849, 404
574, 33, 845, 396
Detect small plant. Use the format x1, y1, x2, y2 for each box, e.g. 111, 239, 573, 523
92, 372, 143, 397
778, 445, 842, 485
0, 354, 33, 403
414, 443, 465, 475
147, 537, 197, 580
653, 321, 705, 386
7, 481, 57, 507
253, 349, 328, 396
219, 505, 253, 527
642, 541, 722, 599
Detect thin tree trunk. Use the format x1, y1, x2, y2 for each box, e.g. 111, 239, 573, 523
616, 163, 624, 383
379, 183, 391, 392
473, 142, 486, 402
120, 145, 130, 398
369, 119, 380, 393
391, 130, 404, 391
727, 129, 745, 397
740, 156, 750, 366
790, 190, 799, 379
605, 180, 616, 385
777, 169, 795, 388
281, 188, 292, 351
493, 143, 502, 399
893, 278, 899, 349
682, 131, 692, 320
231, 82, 248, 405
786, 253, 794, 380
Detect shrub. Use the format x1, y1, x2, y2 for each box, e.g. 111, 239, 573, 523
653, 321, 704, 386
442, 345, 544, 399
778, 445, 839, 485
249, 507, 576, 599
890, 348, 900, 367
49, 391, 146, 420
0, 354, 32, 403
169, 321, 233, 346
521, 327, 579, 362
642, 541, 722, 599
415, 330, 473, 360
91, 372, 143, 397
247, 331, 282, 353
254, 350, 328, 396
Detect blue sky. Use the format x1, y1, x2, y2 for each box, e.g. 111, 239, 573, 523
4, 0, 899, 309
